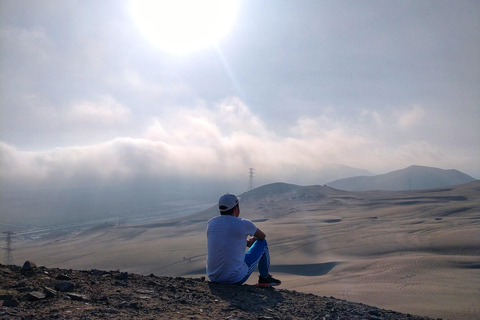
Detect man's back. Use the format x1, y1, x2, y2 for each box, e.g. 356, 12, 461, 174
206, 215, 257, 283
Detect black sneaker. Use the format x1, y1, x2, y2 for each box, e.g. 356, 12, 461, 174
257, 274, 281, 287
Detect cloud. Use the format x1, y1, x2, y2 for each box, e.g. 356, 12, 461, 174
397, 105, 426, 128
360, 109, 382, 126
66, 96, 131, 127
0, 93, 133, 149
0, 26, 52, 64
2, 97, 477, 194
108, 68, 194, 102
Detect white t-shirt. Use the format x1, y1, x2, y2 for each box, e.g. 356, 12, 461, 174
206, 215, 257, 283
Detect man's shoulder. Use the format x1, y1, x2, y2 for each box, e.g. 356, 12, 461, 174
241, 218, 256, 228
208, 215, 235, 224
208, 215, 253, 225
208, 215, 221, 222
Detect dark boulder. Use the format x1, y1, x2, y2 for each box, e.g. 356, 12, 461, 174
55, 281, 74, 292
21, 260, 37, 272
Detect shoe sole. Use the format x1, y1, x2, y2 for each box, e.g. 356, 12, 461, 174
257, 282, 281, 287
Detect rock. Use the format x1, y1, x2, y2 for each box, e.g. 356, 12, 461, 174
0, 267, 13, 275
128, 301, 141, 309
66, 293, 89, 301
134, 289, 154, 295
117, 301, 141, 309
91, 269, 108, 276
25, 291, 46, 301
369, 308, 381, 317
2, 298, 19, 307
55, 274, 72, 280
116, 272, 128, 280
11, 279, 27, 288
55, 281, 74, 292
21, 260, 37, 271
0, 294, 14, 300
113, 280, 128, 286
43, 286, 57, 298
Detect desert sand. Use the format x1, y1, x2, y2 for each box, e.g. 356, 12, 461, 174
11, 180, 480, 320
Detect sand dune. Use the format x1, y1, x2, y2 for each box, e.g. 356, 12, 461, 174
12, 180, 480, 320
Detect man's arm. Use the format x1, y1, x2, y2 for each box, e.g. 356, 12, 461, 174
247, 227, 266, 247
254, 227, 266, 240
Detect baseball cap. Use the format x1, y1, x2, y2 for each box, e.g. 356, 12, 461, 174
218, 193, 240, 212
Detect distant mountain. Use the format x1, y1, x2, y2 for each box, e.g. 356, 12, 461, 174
270, 164, 374, 186
313, 164, 374, 184
325, 165, 477, 191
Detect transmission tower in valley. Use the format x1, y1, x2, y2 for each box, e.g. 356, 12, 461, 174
248, 168, 255, 191
2, 231, 15, 265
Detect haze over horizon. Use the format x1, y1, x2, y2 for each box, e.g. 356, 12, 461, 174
1, 0, 479, 196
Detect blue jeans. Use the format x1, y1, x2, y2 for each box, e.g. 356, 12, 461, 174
236, 239, 270, 284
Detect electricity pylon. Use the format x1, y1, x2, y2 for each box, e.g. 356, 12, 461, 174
2, 231, 15, 265
248, 168, 255, 191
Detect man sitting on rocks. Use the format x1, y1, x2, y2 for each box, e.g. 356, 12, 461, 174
206, 193, 281, 286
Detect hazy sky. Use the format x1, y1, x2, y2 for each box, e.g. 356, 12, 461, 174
1, 0, 479, 194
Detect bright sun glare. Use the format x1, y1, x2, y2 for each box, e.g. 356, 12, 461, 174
130, 0, 239, 54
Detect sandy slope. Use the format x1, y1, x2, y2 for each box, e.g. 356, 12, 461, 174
12, 181, 480, 320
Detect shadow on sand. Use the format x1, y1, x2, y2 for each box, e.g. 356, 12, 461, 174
270, 261, 338, 276
189, 261, 337, 278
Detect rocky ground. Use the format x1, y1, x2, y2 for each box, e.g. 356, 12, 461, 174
1, 262, 438, 320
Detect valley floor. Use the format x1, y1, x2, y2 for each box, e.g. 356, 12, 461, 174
9, 181, 480, 320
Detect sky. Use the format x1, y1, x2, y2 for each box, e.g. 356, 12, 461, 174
1, 0, 479, 196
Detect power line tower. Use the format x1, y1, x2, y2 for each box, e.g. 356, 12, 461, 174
2, 231, 15, 265
118, 216, 127, 226
248, 168, 255, 191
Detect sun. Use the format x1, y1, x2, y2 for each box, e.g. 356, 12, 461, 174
130, 0, 239, 54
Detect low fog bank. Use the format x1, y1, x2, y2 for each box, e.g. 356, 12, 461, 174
0, 167, 356, 232
0, 179, 222, 232
2, 162, 476, 232
1, 137, 376, 231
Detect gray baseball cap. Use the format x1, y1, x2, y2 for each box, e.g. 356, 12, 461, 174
218, 193, 240, 212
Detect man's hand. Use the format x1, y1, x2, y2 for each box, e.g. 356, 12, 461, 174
246, 236, 257, 247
